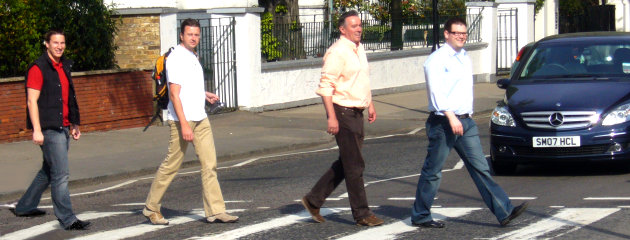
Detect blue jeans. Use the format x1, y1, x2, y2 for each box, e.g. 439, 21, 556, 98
16, 127, 77, 227
411, 115, 514, 224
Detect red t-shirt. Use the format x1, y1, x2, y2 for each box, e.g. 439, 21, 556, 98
26, 60, 71, 127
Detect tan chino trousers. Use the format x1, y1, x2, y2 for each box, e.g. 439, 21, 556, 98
145, 118, 226, 217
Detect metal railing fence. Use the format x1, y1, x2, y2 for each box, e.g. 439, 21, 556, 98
262, 11, 481, 61
496, 8, 518, 74
178, 17, 238, 112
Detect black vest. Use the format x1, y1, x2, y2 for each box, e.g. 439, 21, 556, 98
25, 53, 80, 130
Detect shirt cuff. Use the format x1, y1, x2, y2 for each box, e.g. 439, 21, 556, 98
316, 88, 334, 97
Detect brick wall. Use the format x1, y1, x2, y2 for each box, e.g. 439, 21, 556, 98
0, 70, 153, 143
114, 15, 161, 69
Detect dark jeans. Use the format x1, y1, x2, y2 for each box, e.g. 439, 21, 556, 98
16, 127, 77, 227
305, 104, 371, 221
411, 115, 514, 224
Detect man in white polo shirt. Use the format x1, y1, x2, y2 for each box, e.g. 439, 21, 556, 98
142, 18, 238, 225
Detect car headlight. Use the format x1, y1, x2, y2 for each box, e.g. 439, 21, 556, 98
602, 103, 630, 126
491, 106, 516, 127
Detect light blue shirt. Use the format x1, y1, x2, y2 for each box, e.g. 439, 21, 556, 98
424, 43, 474, 116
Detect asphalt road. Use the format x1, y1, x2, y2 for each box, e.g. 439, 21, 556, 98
2, 116, 630, 240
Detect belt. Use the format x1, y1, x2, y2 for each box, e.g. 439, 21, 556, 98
430, 112, 471, 119
334, 104, 364, 113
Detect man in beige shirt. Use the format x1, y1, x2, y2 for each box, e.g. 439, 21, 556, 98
300, 10, 383, 227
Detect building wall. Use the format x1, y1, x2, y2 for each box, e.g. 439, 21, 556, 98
114, 15, 162, 69
0, 70, 153, 143
257, 43, 489, 111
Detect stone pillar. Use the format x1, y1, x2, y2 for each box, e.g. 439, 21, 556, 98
209, 8, 265, 112
496, 0, 535, 51
534, 0, 558, 41
467, 1, 498, 82
609, 0, 630, 32
160, 13, 178, 54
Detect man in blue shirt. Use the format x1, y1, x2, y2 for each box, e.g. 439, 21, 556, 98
411, 17, 528, 228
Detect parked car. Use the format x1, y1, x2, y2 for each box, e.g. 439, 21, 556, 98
490, 32, 630, 174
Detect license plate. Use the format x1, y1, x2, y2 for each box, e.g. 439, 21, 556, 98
533, 136, 580, 148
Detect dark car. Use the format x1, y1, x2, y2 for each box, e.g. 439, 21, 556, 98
490, 32, 630, 174
510, 42, 535, 77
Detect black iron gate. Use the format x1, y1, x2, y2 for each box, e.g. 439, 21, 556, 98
179, 17, 238, 113
560, 5, 615, 33
496, 8, 518, 75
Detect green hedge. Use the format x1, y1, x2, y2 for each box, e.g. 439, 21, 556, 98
0, 0, 119, 78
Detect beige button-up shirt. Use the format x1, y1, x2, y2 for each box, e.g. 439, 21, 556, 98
316, 36, 372, 109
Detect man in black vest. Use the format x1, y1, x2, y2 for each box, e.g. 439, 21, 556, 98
10, 30, 90, 230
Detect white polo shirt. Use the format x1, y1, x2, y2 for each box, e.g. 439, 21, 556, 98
165, 45, 207, 121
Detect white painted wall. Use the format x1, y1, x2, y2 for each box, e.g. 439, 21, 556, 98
160, 13, 178, 55
106, 0, 257, 9
105, 0, 176, 8
609, 0, 630, 31
534, 0, 558, 41
221, 12, 264, 111
255, 45, 487, 110
179, 0, 258, 9
467, 1, 497, 82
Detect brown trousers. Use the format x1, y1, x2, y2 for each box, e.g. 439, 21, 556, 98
305, 104, 372, 221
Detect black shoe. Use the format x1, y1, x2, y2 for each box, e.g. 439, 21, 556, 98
500, 202, 529, 226
10, 208, 46, 217
65, 219, 91, 230
412, 220, 445, 228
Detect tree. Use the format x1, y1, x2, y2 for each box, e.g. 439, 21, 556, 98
258, 0, 305, 60
0, 0, 119, 78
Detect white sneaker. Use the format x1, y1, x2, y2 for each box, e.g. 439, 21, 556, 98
142, 207, 169, 225
207, 212, 239, 223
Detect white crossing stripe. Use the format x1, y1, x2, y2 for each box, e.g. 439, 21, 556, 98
0, 211, 132, 240
188, 207, 351, 240
71, 209, 246, 240
337, 208, 481, 240
584, 197, 630, 201
508, 197, 537, 200
490, 208, 619, 240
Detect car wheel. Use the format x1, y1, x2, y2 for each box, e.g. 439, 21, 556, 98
491, 161, 517, 175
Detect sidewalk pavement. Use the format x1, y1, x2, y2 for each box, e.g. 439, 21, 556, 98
0, 83, 504, 200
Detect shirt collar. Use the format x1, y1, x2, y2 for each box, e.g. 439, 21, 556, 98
49, 56, 63, 68
339, 36, 360, 51
444, 43, 466, 57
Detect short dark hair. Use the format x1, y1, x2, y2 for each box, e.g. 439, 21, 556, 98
45, 29, 65, 43
180, 18, 200, 34
338, 10, 359, 27
445, 17, 467, 32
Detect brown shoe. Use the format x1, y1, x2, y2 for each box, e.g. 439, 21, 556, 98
301, 197, 325, 223
356, 215, 384, 226
207, 212, 239, 223
142, 207, 169, 225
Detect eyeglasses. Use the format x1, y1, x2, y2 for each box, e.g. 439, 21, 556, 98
448, 31, 468, 37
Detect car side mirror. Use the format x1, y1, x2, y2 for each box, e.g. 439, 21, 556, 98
496, 78, 510, 89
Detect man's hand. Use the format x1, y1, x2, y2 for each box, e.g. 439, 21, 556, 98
444, 112, 463, 136
327, 117, 339, 135
205, 92, 220, 104
181, 123, 194, 142
368, 102, 376, 123
70, 124, 81, 140
32, 130, 44, 145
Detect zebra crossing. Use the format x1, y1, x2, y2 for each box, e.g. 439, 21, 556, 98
1, 203, 627, 240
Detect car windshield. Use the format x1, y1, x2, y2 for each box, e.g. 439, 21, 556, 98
517, 41, 630, 80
